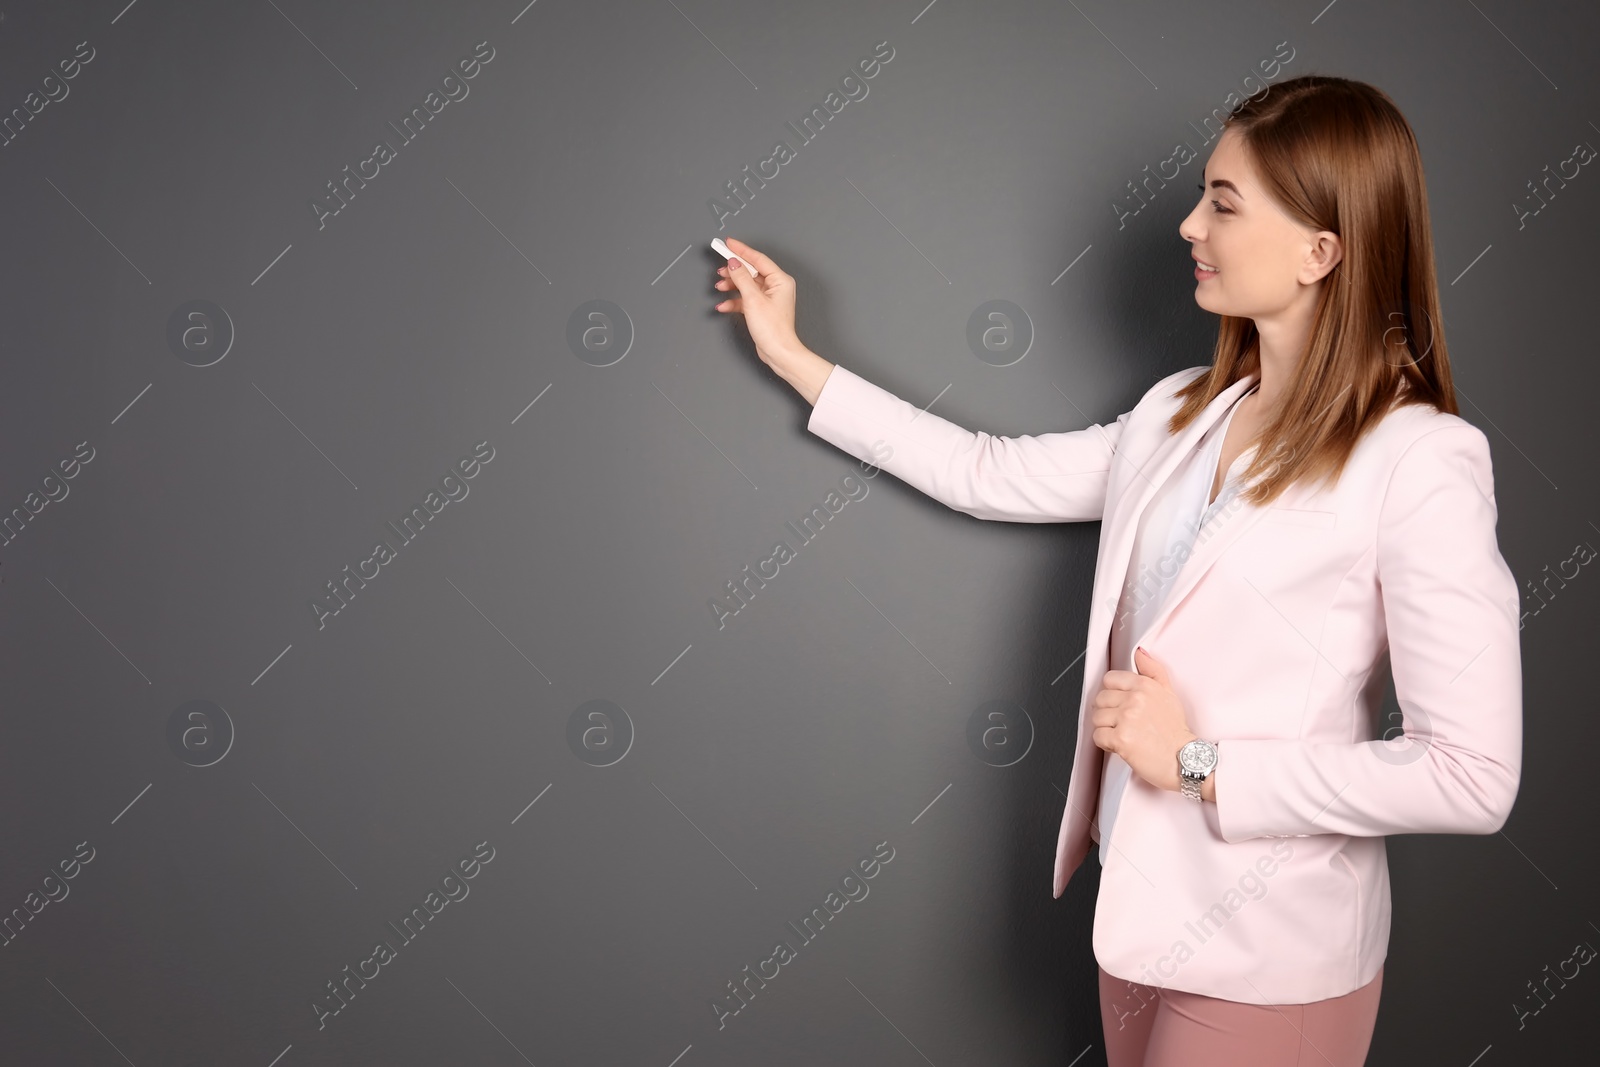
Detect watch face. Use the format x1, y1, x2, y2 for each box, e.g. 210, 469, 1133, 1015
1179, 739, 1217, 774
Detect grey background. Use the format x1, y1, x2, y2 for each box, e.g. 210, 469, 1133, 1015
0, 1, 1595, 1064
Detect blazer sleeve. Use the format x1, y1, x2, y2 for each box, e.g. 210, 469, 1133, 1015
1214, 422, 1523, 840
805, 363, 1137, 523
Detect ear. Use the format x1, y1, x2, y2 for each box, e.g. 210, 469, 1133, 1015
1304, 229, 1343, 284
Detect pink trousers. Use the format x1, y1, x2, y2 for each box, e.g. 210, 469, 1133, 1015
1098, 964, 1383, 1066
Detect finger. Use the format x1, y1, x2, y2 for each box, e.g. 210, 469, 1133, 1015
715, 296, 743, 314
1101, 670, 1137, 690
723, 257, 760, 295
1092, 727, 1117, 753
1090, 706, 1115, 727
1134, 646, 1171, 685
724, 237, 783, 278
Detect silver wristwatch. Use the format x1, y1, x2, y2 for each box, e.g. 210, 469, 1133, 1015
1178, 738, 1219, 802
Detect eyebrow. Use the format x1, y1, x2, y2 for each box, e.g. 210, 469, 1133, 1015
1198, 175, 1243, 197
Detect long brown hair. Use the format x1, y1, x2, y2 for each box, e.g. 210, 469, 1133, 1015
1169, 74, 1456, 506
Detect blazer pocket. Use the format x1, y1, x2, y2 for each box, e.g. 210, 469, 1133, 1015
1263, 506, 1338, 528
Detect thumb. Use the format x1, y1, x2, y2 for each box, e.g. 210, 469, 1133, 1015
1134, 646, 1170, 686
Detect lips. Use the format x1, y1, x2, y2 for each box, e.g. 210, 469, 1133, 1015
1193, 257, 1219, 273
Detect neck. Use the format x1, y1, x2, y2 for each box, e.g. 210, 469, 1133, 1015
1249, 321, 1310, 416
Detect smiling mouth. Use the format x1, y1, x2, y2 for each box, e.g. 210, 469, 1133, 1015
1195, 259, 1219, 273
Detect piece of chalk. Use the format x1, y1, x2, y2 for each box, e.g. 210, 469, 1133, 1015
711, 238, 760, 277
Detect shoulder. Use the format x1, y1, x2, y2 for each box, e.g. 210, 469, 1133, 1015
1130, 365, 1210, 415
1367, 401, 1497, 515
1143, 365, 1210, 404
1369, 401, 1490, 464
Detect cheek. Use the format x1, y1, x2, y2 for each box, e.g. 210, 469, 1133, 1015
1220, 226, 1262, 272
1225, 233, 1288, 295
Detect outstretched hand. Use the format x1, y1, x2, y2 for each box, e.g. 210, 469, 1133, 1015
713, 237, 804, 368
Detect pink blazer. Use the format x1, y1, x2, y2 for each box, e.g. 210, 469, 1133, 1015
806, 362, 1522, 1003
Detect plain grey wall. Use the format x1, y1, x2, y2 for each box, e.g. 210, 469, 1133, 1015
0, 1, 1595, 1064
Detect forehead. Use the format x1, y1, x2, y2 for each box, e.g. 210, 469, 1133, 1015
1203, 128, 1253, 188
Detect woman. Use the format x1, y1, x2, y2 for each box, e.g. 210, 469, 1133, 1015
711, 75, 1521, 1066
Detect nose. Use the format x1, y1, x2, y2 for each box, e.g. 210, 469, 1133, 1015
1178, 200, 1204, 244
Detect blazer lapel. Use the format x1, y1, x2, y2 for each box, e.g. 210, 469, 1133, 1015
1057, 372, 1263, 888
1055, 372, 1356, 894
1117, 373, 1338, 651
1134, 461, 1278, 649
1093, 372, 1262, 627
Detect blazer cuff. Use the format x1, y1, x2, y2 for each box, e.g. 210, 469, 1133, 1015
806, 363, 878, 460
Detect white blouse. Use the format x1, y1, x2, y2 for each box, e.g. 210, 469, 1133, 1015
1096, 381, 1260, 867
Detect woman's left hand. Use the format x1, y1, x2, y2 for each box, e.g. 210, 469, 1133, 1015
1091, 647, 1197, 793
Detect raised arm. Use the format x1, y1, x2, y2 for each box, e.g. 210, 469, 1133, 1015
806, 363, 1129, 523
711, 236, 1131, 523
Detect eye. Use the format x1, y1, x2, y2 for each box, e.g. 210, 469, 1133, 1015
1197, 182, 1232, 215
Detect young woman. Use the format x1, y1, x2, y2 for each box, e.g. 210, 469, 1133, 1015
711, 75, 1521, 1066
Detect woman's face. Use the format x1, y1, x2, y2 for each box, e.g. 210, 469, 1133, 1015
1179, 127, 1340, 320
